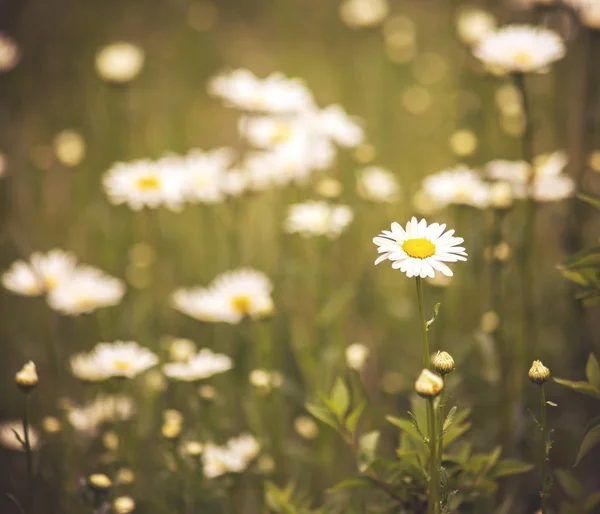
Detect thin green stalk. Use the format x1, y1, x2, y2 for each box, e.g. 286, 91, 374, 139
428, 398, 439, 514
415, 277, 431, 369
23, 393, 33, 514
438, 381, 445, 465
539, 384, 549, 514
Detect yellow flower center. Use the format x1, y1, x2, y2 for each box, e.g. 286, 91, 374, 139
271, 124, 292, 143
44, 276, 58, 290
231, 295, 252, 314
513, 51, 532, 66
113, 360, 132, 372
402, 238, 436, 259
136, 175, 161, 191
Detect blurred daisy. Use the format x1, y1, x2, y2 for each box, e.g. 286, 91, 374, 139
456, 7, 496, 46
103, 159, 186, 211
239, 116, 300, 148
227, 434, 260, 463
47, 266, 125, 315
168, 338, 196, 362
172, 269, 274, 324
421, 165, 490, 209
208, 69, 314, 113
203, 434, 260, 478
373, 217, 468, 278
339, 0, 389, 28
222, 169, 248, 197
2, 249, 77, 296
315, 105, 365, 148
284, 201, 354, 238
249, 369, 284, 391
179, 148, 234, 204
473, 25, 565, 74
163, 348, 233, 381
357, 166, 401, 203
70, 341, 158, 381
67, 395, 135, 434
0, 421, 39, 452
95, 42, 144, 84
54, 130, 86, 167
0, 34, 19, 72
346, 343, 370, 371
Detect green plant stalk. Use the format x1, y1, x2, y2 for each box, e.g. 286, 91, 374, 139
23, 392, 33, 514
438, 380, 445, 465
428, 397, 439, 514
415, 277, 431, 369
540, 384, 549, 514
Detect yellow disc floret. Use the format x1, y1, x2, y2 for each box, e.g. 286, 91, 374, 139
402, 238, 436, 259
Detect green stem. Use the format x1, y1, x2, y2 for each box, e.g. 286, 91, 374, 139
428, 398, 439, 514
540, 385, 549, 514
415, 277, 431, 369
438, 380, 445, 466
23, 393, 33, 514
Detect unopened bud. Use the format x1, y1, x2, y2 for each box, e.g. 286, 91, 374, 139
113, 496, 135, 514
88, 473, 112, 492
529, 360, 550, 384
161, 420, 182, 440
15, 361, 38, 392
431, 351, 455, 375
415, 369, 444, 398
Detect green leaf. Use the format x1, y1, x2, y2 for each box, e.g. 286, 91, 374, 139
443, 422, 471, 448
426, 303, 441, 331
345, 402, 365, 434
330, 378, 350, 420
326, 477, 372, 493
561, 269, 591, 287
305, 403, 339, 432
584, 491, 600, 512
386, 415, 423, 441
555, 469, 585, 499
574, 424, 600, 466
490, 459, 534, 478
578, 193, 600, 210
443, 406, 457, 432
358, 431, 380, 472
586, 354, 600, 389
553, 378, 600, 399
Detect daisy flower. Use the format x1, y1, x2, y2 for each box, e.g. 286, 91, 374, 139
163, 348, 233, 381
473, 25, 565, 74
421, 165, 490, 209
0, 420, 39, 452
373, 217, 468, 278
179, 148, 234, 204
95, 42, 144, 84
357, 166, 401, 203
314, 104, 365, 148
47, 266, 125, 315
284, 201, 354, 238
66, 394, 135, 434
70, 341, 158, 381
202, 434, 260, 478
2, 249, 77, 296
103, 159, 186, 211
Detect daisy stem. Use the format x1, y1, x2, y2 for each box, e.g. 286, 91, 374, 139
539, 384, 550, 514
22, 392, 34, 514
427, 397, 439, 514
415, 277, 431, 370
437, 378, 445, 467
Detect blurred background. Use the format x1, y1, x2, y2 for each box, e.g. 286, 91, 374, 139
1, 0, 600, 513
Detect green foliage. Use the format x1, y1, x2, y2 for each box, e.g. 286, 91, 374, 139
265, 482, 322, 514
554, 354, 600, 400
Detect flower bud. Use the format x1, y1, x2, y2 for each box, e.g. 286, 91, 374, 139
113, 496, 135, 514
87, 473, 112, 493
161, 420, 182, 440
415, 369, 444, 398
431, 351, 455, 375
528, 360, 550, 384
15, 361, 38, 392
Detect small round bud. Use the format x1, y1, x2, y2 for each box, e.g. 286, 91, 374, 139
15, 361, 38, 392
529, 360, 550, 385
480, 311, 501, 333
198, 384, 216, 400
257, 454, 276, 474
102, 431, 119, 451
162, 409, 183, 425
431, 351, 455, 375
294, 416, 319, 440
113, 496, 135, 514
415, 369, 444, 398
87, 473, 112, 492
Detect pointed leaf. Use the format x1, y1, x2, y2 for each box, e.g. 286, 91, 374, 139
555, 469, 585, 499
586, 354, 600, 389
327, 477, 372, 493
330, 378, 350, 420
584, 491, 600, 512
386, 415, 422, 441
490, 459, 534, 478
306, 403, 340, 432
574, 424, 600, 466
345, 401, 365, 434
426, 303, 441, 331
553, 378, 600, 399
443, 406, 457, 432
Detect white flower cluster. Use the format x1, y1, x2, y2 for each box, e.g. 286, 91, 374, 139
163, 348, 233, 382
203, 434, 260, 478
70, 341, 158, 381
356, 166, 401, 203
172, 269, 273, 324
1, 249, 125, 315
284, 201, 354, 238
67, 395, 135, 434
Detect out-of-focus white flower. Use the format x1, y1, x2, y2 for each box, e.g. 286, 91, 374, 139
315, 105, 365, 147
70, 341, 158, 381
346, 343, 370, 370
0, 34, 19, 72
222, 169, 248, 197
339, 0, 389, 28
0, 421, 39, 452
456, 7, 496, 45
486, 159, 530, 183
284, 201, 353, 238
47, 266, 125, 315
172, 269, 274, 324
103, 159, 186, 211
95, 42, 144, 84
203, 434, 260, 478
163, 348, 233, 381
208, 69, 314, 113
373, 217, 468, 278
54, 130, 85, 167
473, 25, 565, 74
179, 148, 234, 204
579, 1, 600, 29
249, 369, 283, 391
168, 338, 197, 362
422, 165, 490, 209
357, 166, 401, 203
67, 395, 135, 434
2, 249, 77, 296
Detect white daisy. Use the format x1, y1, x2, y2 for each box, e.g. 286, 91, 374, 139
345, 343, 370, 371
456, 7, 496, 46
202, 434, 260, 478
163, 348, 233, 381
103, 159, 186, 211
315, 105, 365, 148
473, 25, 565, 74
95, 42, 144, 84
0, 420, 39, 452
172, 269, 274, 324
284, 201, 354, 238
47, 266, 125, 315
339, 0, 389, 28
357, 166, 401, 203
238, 116, 301, 148
70, 341, 158, 381
421, 165, 490, 209
373, 217, 468, 278
67, 395, 135, 434
2, 249, 77, 296
221, 169, 248, 197
227, 434, 260, 463
179, 148, 234, 204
